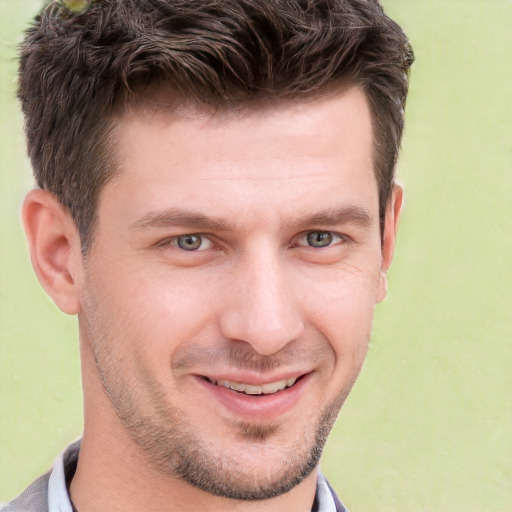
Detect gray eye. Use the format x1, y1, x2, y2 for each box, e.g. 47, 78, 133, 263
177, 234, 202, 251
307, 231, 333, 248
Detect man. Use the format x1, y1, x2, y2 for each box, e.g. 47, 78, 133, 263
3, 0, 413, 510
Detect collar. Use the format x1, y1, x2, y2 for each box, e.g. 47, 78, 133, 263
47, 440, 79, 512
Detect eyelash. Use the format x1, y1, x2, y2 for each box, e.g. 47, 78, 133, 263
158, 230, 346, 252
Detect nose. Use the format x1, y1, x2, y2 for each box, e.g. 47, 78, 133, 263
219, 246, 304, 356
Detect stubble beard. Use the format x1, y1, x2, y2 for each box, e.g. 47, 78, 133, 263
81, 297, 355, 501
96, 361, 350, 501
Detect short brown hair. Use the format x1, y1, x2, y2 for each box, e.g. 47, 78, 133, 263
18, 0, 413, 251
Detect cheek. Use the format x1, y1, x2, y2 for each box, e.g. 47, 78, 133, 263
81, 265, 221, 403
303, 276, 375, 398
298, 263, 379, 355
103, 265, 219, 352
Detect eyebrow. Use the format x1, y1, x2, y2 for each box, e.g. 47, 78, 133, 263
290, 205, 373, 230
129, 208, 238, 232
129, 205, 373, 232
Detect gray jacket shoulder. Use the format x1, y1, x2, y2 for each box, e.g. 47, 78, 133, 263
1, 472, 50, 512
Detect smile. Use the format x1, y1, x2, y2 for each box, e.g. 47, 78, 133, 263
205, 377, 298, 395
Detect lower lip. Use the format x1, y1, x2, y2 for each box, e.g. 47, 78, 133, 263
194, 374, 310, 420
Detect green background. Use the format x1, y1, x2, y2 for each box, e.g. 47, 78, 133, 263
1, 1, 511, 510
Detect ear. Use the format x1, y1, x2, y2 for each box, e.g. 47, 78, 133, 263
376, 184, 403, 303
22, 189, 82, 315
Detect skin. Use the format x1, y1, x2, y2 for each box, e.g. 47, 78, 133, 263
23, 87, 402, 512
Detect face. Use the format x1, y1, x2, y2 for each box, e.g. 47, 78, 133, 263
76, 88, 394, 500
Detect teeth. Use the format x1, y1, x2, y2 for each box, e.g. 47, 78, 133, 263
244, 384, 263, 395
211, 377, 298, 395
261, 380, 286, 394
230, 382, 246, 392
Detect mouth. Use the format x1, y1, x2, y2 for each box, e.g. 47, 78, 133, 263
196, 372, 310, 419
203, 376, 300, 396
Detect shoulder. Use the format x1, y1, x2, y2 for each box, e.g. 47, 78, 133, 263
1, 472, 50, 512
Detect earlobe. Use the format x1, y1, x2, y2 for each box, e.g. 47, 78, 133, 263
22, 189, 82, 315
376, 184, 403, 303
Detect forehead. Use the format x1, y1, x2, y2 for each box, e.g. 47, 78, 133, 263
103, 88, 377, 225
116, 88, 373, 172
